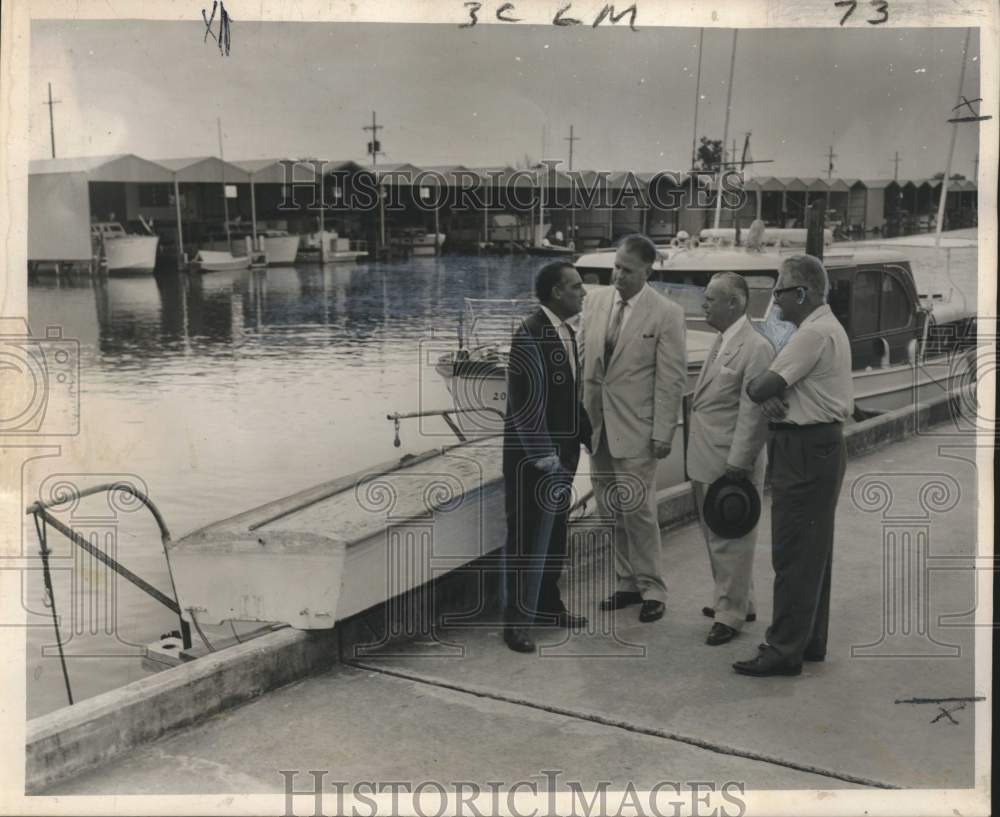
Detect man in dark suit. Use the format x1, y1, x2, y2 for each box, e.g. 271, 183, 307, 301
502, 261, 591, 653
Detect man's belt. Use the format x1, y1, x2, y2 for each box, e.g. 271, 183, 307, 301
768, 421, 843, 431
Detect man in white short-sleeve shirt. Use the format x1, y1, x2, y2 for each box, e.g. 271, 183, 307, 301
732, 254, 853, 677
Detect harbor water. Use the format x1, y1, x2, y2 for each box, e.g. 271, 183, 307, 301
22, 241, 977, 718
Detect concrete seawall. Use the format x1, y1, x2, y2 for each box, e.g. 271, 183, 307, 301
25, 391, 967, 794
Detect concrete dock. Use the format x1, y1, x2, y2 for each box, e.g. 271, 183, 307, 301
40, 422, 985, 799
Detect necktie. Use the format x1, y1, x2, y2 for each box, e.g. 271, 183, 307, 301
567, 323, 578, 381
604, 299, 628, 365
706, 338, 722, 370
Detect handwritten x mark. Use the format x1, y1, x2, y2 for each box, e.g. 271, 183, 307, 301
930, 702, 965, 725
953, 96, 984, 117
202, 2, 218, 44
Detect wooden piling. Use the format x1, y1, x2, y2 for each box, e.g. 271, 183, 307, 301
806, 200, 826, 260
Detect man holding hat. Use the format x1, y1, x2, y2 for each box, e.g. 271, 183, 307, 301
735, 254, 852, 677
688, 272, 774, 646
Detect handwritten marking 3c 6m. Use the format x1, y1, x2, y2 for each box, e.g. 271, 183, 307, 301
460, 2, 638, 30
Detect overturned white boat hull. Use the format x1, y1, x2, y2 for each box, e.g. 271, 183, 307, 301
170, 441, 507, 629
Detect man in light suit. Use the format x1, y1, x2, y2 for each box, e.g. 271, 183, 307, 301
579, 234, 687, 623
687, 272, 774, 646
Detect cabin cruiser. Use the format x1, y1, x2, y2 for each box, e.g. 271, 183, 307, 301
438, 234, 976, 418
91, 221, 159, 275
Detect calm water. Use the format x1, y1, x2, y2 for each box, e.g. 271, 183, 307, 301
23, 255, 542, 717
22, 241, 978, 717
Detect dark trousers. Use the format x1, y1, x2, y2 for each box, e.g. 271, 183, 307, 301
766, 424, 847, 662
501, 456, 577, 624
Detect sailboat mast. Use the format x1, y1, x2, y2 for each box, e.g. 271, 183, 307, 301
713, 30, 738, 229
218, 117, 231, 248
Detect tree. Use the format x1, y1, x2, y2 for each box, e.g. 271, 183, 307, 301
932, 171, 966, 180
695, 137, 723, 171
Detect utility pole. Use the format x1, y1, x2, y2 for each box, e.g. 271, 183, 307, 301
892, 151, 901, 181
825, 145, 837, 180
565, 125, 580, 244
973, 153, 979, 179
44, 83, 61, 159
935, 28, 973, 247
364, 111, 385, 250
690, 28, 704, 170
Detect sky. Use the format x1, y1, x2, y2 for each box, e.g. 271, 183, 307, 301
28, 21, 983, 180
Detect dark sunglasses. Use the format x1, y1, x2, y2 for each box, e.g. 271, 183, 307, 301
772, 285, 805, 298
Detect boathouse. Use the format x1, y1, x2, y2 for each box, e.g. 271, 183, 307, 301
27, 152, 980, 268
27, 154, 175, 269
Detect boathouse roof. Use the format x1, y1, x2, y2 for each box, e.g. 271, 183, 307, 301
29, 153, 175, 183
156, 157, 253, 183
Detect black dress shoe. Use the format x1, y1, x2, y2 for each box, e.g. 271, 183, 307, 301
733, 649, 801, 677
758, 642, 825, 662
638, 599, 665, 623
535, 610, 588, 629
599, 591, 643, 611
706, 622, 737, 646
503, 625, 535, 653
702, 606, 756, 623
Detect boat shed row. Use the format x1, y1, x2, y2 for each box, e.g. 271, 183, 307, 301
28, 154, 371, 266
27, 154, 979, 264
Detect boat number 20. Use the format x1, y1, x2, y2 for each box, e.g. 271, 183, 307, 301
835, 0, 889, 25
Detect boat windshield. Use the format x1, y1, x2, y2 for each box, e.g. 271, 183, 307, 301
650, 273, 776, 320
650, 273, 795, 350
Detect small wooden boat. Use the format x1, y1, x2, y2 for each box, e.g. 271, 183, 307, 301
525, 242, 575, 257
190, 250, 252, 273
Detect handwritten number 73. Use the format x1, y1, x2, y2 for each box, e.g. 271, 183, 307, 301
836, 0, 889, 25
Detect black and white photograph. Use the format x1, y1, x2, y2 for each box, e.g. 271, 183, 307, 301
0, 1, 995, 814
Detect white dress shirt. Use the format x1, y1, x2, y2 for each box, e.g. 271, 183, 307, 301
716, 314, 749, 359
608, 283, 651, 337
540, 305, 576, 379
